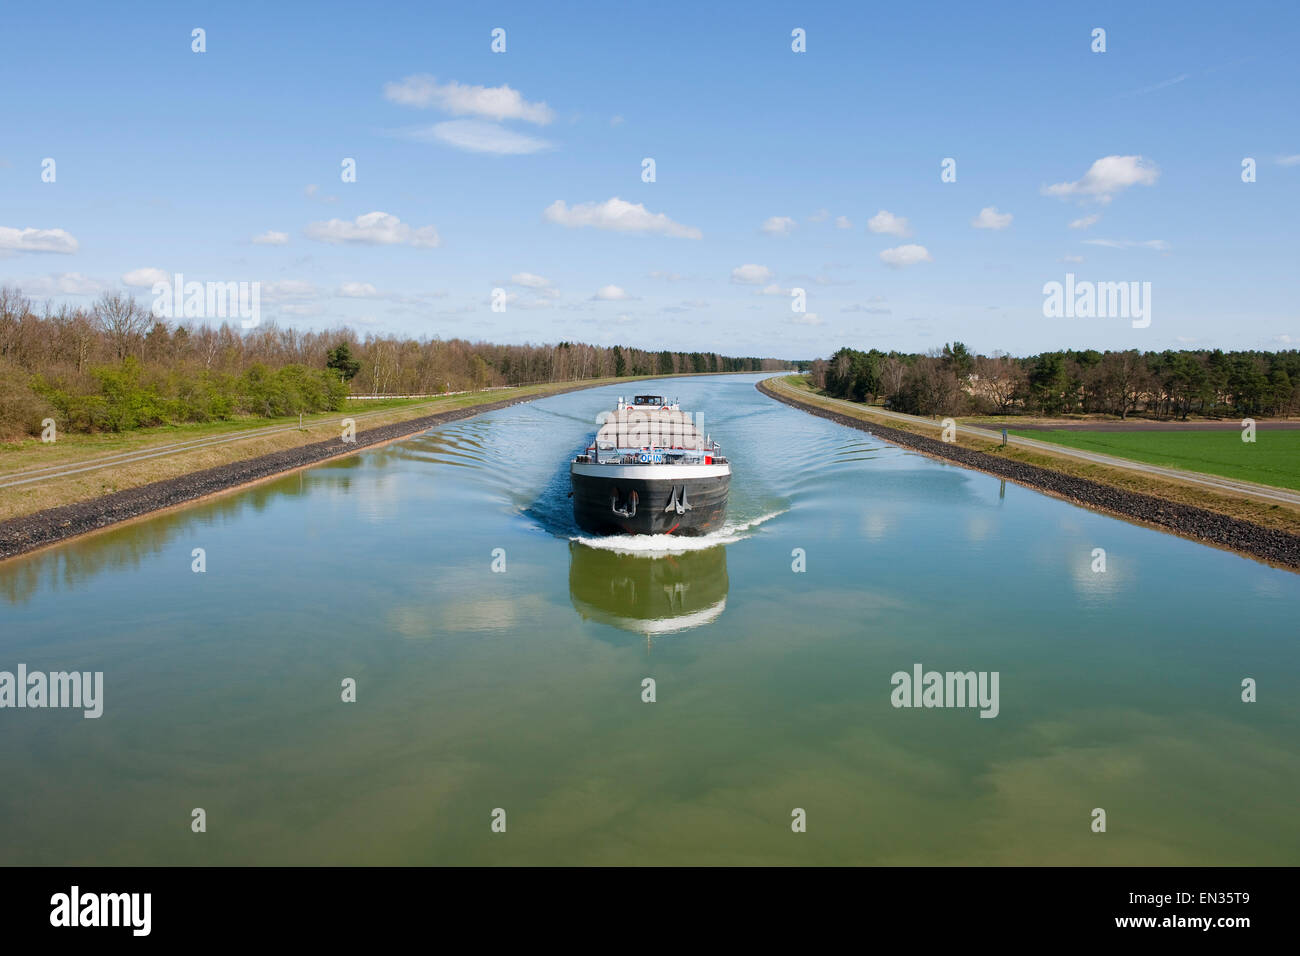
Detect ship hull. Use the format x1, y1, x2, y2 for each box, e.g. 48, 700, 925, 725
571, 462, 729, 536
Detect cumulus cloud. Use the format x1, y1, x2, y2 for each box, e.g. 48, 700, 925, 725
762, 216, 797, 235
971, 206, 1013, 230
591, 284, 634, 301
1044, 155, 1160, 203
730, 263, 772, 285
383, 76, 555, 125
1277, 155, 1300, 167
261, 280, 319, 301
0, 226, 79, 254
412, 120, 552, 155
304, 211, 440, 248
252, 230, 290, 245
14, 273, 109, 297
867, 210, 911, 237
544, 197, 701, 239
1069, 214, 1101, 230
511, 272, 553, 289
122, 267, 170, 288
338, 282, 381, 298
879, 244, 933, 268
834, 216, 852, 229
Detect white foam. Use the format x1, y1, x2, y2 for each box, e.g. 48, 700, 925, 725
570, 509, 786, 555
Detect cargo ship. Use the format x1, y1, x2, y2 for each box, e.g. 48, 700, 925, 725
571, 394, 730, 536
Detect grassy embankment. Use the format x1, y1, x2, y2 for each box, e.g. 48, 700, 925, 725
769, 375, 1300, 537
0, 377, 632, 522
1006, 428, 1300, 492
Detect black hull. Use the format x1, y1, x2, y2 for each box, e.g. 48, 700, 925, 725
572, 472, 729, 536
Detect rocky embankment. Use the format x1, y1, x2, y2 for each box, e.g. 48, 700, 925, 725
0, 387, 595, 561
757, 379, 1300, 571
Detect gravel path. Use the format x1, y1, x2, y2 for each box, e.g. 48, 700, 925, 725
758, 379, 1300, 571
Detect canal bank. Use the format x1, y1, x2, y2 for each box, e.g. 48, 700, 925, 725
757, 377, 1300, 571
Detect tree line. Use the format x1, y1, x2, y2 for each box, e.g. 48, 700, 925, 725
808, 344, 1300, 419
0, 286, 784, 438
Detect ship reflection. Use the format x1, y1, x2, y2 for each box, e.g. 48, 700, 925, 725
568, 540, 728, 642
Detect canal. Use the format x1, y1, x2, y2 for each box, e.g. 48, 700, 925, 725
1, 373, 1296, 864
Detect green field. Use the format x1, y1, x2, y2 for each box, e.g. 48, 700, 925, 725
1009, 428, 1300, 491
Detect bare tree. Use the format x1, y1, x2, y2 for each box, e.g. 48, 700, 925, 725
93, 291, 151, 360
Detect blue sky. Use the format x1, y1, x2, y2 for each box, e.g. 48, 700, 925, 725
2, 0, 1297, 358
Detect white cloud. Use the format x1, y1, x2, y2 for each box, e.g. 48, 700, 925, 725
879, 244, 933, 268
807, 209, 829, 222
1044, 155, 1160, 203
758, 283, 790, 296
791, 312, 823, 326
0, 226, 79, 254
1061, 255, 1085, 263
1277, 155, 1300, 167
14, 273, 110, 296
1069, 214, 1101, 230
544, 197, 701, 239
592, 284, 633, 301
511, 272, 553, 289
338, 282, 381, 298
304, 211, 440, 248
730, 263, 773, 285
867, 210, 912, 237
383, 75, 555, 125
262, 280, 319, 301
1082, 238, 1169, 250
252, 230, 290, 245
122, 267, 170, 288
971, 206, 1013, 230
841, 303, 891, 314
610, 115, 624, 126
834, 215, 852, 229
762, 216, 797, 235
414, 120, 553, 155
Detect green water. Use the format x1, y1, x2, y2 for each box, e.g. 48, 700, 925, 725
1, 374, 1297, 865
